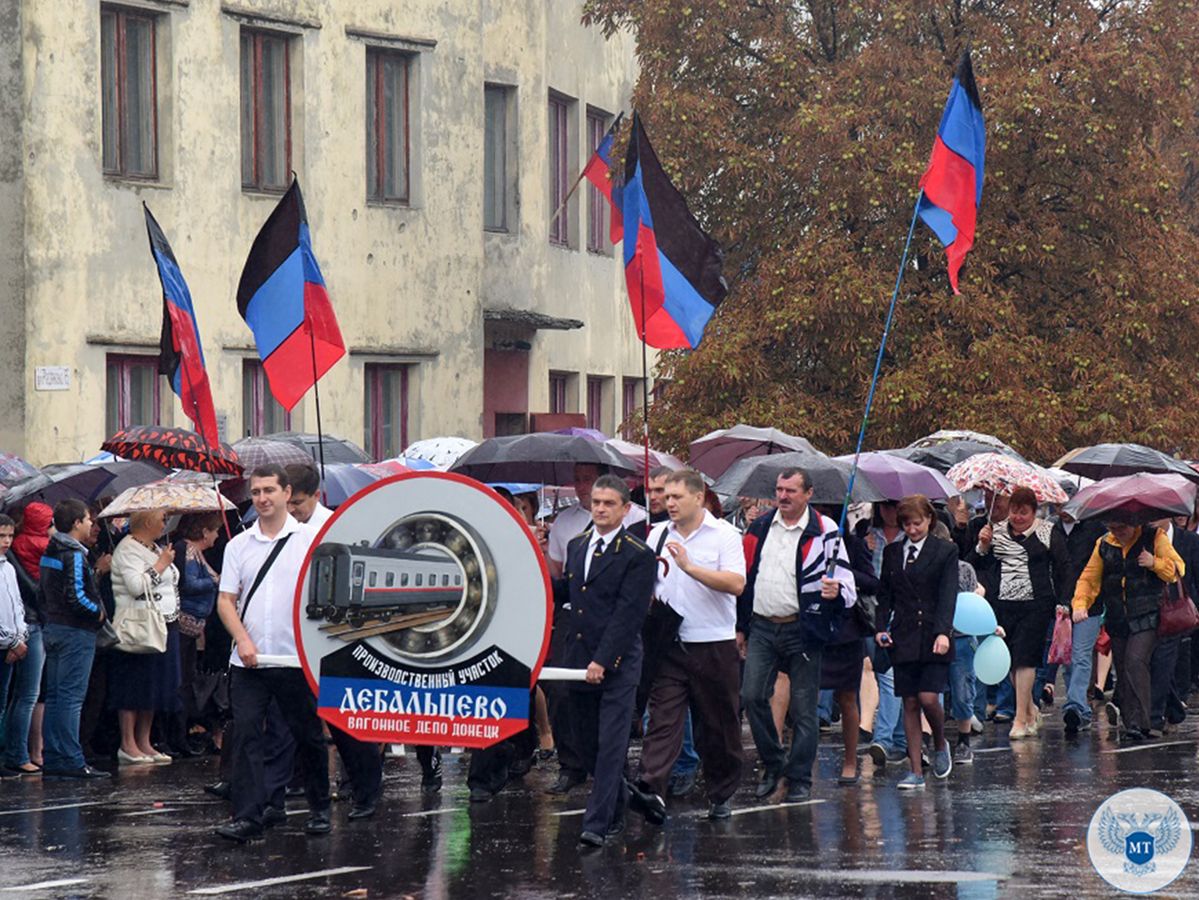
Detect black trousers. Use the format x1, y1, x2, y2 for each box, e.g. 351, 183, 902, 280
544, 622, 585, 778
229, 667, 330, 825
467, 692, 538, 795
568, 663, 639, 836
329, 726, 382, 806
1111, 629, 1157, 733
1149, 635, 1190, 729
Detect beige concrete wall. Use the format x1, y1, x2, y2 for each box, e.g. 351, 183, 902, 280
0, 0, 25, 457
13, 0, 639, 464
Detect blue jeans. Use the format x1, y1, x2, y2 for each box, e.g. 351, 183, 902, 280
42, 623, 96, 771
1063, 614, 1102, 724
671, 709, 699, 777
818, 689, 834, 723
741, 617, 822, 787
993, 678, 1015, 718
950, 636, 978, 721
1, 623, 44, 767
871, 650, 907, 752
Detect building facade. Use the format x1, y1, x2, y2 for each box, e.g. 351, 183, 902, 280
0, 0, 650, 465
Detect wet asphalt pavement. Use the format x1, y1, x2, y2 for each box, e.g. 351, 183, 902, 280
2, 705, 1199, 899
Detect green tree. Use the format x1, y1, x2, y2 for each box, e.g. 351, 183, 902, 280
585, 0, 1199, 462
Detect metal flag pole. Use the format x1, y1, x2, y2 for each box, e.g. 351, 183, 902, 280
828, 194, 924, 573
308, 325, 328, 505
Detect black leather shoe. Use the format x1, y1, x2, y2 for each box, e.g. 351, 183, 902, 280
668, 769, 697, 798
348, 802, 376, 820
469, 787, 493, 803
43, 765, 111, 779
627, 780, 667, 825
303, 809, 332, 834
215, 818, 263, 843
754, 771, 781, 799
707, 799, 732, 820
546, 771, 585, 795
578, 830, 604, 849
784, 783, 811, 803
261, 806, 287, 829
204, 780, 232, 800
604, 818, 626, 842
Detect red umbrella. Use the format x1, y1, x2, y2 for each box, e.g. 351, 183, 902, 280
102, 426, 243, 477
1061, 473, 1197, 525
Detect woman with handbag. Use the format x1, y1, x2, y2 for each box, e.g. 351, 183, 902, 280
109, 509, 180, 765
1071, 519, 1185, 743
172, 513, 221, 753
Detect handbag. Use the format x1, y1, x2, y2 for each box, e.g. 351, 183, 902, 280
1047, 609, 1073, 665
1158, 578, 1199, 639
112, 577, 168, 654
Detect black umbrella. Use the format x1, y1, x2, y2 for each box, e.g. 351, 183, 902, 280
712, 451, 886, 504
885, 441, 1026, 474
264, 431, 373, 465
449, 434, 635, 484
232, 436, 316, 470
2, 464, 115, 511
1054, 443, 1199, 483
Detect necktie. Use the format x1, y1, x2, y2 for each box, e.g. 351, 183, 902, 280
586, 538, 605, 579
905, 544, 918, 569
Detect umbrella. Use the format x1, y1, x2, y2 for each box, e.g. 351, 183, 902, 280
98, 480, 236, 518
1062, 473, 1197, 525
885, 440, 1026, 474
102, 426, 243, 476
1, 464, 116, 512
449, 434, 635, 484
265, 431, 373, 465
0, 452, 40, 487
712, 451, 886, 504
946, 453, 1068, 504
403, 437, 478, 468
378, 455, 438, 471
605, 438, 686, 478
231, 436, 314, 470
688, 425, 822, 479
1054, 443, 1199, 483
907, 430, 1019, 454
318, 463, 382, 507
553, 427, 608, 442
833, 452, 959, 501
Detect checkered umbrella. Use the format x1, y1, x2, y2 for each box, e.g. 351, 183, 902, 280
946, 453, 1068, 504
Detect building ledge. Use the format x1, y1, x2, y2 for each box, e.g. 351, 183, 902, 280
484, 309, 584, 331
349, 346, 440, 359
86, 334, 159, 349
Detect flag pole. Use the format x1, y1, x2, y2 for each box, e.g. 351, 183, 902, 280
177, 339, 233, 539
828, 194, 923, 573
640, 265, 651, 482
308, 326, 328, 505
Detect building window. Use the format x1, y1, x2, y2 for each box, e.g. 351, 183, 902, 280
364, 364, 410, 460
483, 85, 510, 231
548, 94, 571, 246
240, 29, 291, 192
100, 6, 158, 178
242, 359, 290, 436
549, 372, 568, 415
366, 50, 410, 203
586, 110, 609, 253
106, 354, 161, 435
586, 377, 604, 431
622, 378, 641, 425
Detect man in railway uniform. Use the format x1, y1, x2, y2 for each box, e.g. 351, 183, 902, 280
553, 475, 656, 848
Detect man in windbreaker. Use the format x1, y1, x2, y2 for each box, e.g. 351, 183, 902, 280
738, 469, 857, 803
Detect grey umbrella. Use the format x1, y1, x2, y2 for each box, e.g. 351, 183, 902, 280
712, 451, 886, 504
688, 425, 822, 479
232, 436, 317, 471
450, 434, 635, 484
264, 431, 373, 465
885, 440, 1026, 474
1054, 443, 1199, 483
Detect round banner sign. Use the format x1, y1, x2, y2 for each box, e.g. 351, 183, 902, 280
294, 472, 552, 749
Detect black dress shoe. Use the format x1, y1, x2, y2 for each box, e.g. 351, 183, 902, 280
304, 809, 332, 834
627, 780, 667, 825
578, 830, 605, 849
43, 765, 111, 780
604, 818, 626, 841
546, 771, 585, 795
348, 802, 376, 820
784, 783, 811, 803
754, 771, 781, 799
204, 780, 232, 800
469, 787, 493, 803
707, 799, 732, 820
261, 806, 287, 829
215, 818, 263, 843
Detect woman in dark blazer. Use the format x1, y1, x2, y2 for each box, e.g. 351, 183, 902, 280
875, 495, 959, 789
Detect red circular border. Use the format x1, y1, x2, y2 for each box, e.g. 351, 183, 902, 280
292, 471, 555, 697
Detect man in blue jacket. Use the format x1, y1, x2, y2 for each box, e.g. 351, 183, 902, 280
40, 499, 110, 779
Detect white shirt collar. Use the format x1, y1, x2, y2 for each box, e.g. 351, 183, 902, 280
772, 507, 810, 533
668, 509, 719, 539
589, 528, 619, 549
248, 514, 303, 542
905, 536, 927, 554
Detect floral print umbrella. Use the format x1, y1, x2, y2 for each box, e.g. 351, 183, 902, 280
946, 452, 1068, 504
98, 479, 236, 518
102, 426, 243, 477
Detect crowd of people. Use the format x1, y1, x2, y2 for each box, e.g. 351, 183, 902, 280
0, 454, 1192, 850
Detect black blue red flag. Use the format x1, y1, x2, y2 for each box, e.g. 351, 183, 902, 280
145, 204, 221, 449
621, 113, 727, 350
236, 178, 345, 411
582, 111, 624, 243
917, 50, 985, 294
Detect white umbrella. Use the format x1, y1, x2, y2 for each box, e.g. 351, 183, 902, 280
403, 437, 479, 468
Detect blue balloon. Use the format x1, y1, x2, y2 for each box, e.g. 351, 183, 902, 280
974, 635, 1012, 686
953, 591, 998, 636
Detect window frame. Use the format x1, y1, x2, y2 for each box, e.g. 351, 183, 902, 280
483, 83, 510, 232
364, 363, 411, 461
105, 353, 162, 435
586, 376, 604, 431
241, 358, 291, 437
365, 48, 412, 204
548, 94, 571, 246
100, 5, 159, 180
549, 372, 569, 415
240, 28, 293, 193
585, 109, 609, 253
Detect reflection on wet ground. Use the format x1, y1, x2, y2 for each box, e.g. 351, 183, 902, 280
1, 712, 1198, 898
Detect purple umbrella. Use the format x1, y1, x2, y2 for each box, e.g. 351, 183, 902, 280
1061, 472, 1197, 525
834, 452, 959, 501
552, 427, 608, 442
688, 425, 821, 479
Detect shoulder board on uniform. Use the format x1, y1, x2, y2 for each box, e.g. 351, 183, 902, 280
621, 532, 649, 551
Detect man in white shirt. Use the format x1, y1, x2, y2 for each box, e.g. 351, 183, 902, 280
214, 464, 330, 843
631, 469, 746, 821
548, 463, 647, 578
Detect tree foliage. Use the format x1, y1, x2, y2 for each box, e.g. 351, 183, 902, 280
584, 0, 1199, 462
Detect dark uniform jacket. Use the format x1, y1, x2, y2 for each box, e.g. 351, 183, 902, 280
552, 526, 656, 688
875, 536, 959, 665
